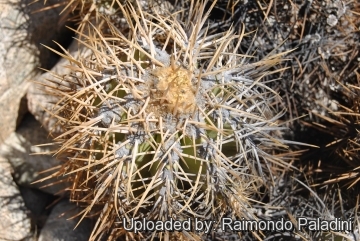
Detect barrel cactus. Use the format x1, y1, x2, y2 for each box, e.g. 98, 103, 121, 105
40, 0, 293, 240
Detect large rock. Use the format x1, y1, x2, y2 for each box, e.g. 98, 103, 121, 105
0, 156, 32, 240
0, 114, 68, 195
26, 43, 74, 136
19, 186, 55, 229
0, 0, 73, 144
27, 37, 84, 135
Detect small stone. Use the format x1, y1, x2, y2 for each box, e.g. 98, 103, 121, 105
38, 200, 92, 241
19, 186, 54, 229
27, 39, 80, 136
0, 114, 68, 195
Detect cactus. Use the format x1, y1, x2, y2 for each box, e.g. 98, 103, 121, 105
40, 0, 295, 240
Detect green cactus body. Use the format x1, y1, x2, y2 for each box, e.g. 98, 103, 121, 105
43, 0, 292, 240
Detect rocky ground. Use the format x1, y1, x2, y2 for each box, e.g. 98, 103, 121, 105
0, 0, 92, 240
0, 0, 359, 240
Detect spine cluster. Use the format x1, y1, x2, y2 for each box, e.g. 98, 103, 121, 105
41, 0, 294, 240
